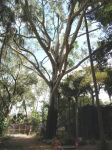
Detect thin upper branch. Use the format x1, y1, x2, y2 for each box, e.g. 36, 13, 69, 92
65, 55, 89, 75
77, 28, 100, 38
60, 1, 76, 56
70, 12, 84, 49
10, 45, 50, 86
65, 39, 112, 75
23, 0, 55, 67
15, 34, 36, 39
40, 62, 51, 81
13, 39, 39, 67
0, 35, 7, 64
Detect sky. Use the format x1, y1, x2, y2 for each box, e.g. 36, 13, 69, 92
99, 89, 110, 103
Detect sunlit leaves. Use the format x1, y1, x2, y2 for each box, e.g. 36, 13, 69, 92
96, 71, 107, 83
104, 68, 112, 100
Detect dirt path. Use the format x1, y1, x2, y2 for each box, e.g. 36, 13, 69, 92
0, 134, 99, 150
0, 134, 53, 150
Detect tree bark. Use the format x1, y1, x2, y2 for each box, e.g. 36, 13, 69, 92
75, 97, 79, 141
109, 95, 111, 104
45, 88, 58, 139
89, 87, 95, 105
68, 98, 71, 137
23, 100, 28, 122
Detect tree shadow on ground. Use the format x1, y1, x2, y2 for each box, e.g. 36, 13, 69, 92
0, 134, 52, 150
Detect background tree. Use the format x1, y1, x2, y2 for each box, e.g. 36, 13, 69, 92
0, 53, 38, 135
60, 73, 89, 139
104, 68, 112, 102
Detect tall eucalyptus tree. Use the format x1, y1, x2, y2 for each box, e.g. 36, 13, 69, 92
1, 0, 111, 138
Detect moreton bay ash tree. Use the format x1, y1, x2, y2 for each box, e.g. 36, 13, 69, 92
6, 0, 109, 138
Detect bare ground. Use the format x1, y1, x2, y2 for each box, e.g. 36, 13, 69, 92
0, 134, 53, 150
0, 134, 99, 150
